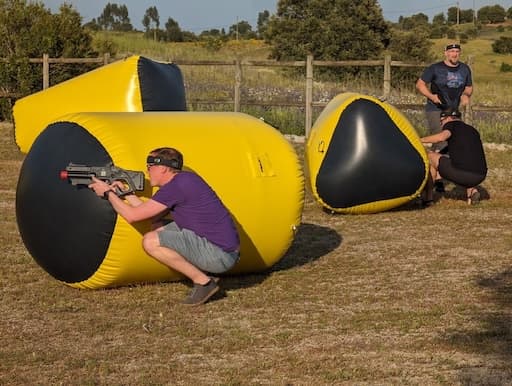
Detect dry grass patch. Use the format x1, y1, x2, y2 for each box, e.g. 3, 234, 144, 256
1, 122, 512, 384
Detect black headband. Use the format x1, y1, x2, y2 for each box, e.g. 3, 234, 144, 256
440, 109, 461, 118
445, 43, 461, 50
146, 155, 181, 169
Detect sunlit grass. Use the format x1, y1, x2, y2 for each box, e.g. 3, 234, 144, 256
86, 28, 512, 141
3, 106, 512, 383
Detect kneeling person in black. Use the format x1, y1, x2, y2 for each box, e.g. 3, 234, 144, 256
421, 108, 487, 205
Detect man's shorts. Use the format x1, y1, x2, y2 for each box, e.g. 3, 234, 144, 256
426, 110, 446, 152
157, 222, 239, 274
438, 156, 486, 188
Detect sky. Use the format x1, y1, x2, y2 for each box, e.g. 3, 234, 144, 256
40, 0, 512, 32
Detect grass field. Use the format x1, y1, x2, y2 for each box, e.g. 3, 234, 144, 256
95, 30, 512, 143
2, 117, 512, 385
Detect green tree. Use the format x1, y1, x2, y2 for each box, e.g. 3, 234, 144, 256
181, 30, 198, 42
0, 0, 97, 118
257, 10, 270, 39
229, 20, 256, 40
507, 6, 512, 19
432, 13, 446, 26
478, 5, 506, 24
447, 8, 474, 24
266, 0, 390, 63
97, 3, 133, 31
386, 29, 434, 84
142, 6, 160, 40
397, 13, 429, 31
460, 9, 474, 23
447, 6, 458, 24
164, 17, 183, 42
199, 28, 226, 39
429, 26, 448, 39
83, 18, 101, 31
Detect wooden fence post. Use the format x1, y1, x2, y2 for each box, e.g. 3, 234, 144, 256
383, 54, 391, 100
103, 53, 110, 66
305, 54, 314, 138
234, 59, 242, 112
42, 54, 49, 89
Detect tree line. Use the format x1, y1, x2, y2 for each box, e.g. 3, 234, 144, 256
83, 2, 270, 43
85, 2, 512, 44
394, 4, 512, 44
2, 0, 512, 119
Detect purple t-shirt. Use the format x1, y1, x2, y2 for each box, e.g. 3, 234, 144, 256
151, 171, 239, 252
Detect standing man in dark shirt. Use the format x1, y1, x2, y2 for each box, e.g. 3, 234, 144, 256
417, 43, 473, 138
420, 108, 487, 206
416, 42, 473, 191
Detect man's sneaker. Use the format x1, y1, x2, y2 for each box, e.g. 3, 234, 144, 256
182, 279, 219, 306
434, 180, 445, 193
467, 189, 481, 205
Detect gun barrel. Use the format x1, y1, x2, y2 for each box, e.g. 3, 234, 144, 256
59, 170, 95, 179
60, 163, 145, 194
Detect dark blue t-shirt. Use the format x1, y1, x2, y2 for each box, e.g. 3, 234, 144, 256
421, 61, 472, 112
152, 171, 239, 252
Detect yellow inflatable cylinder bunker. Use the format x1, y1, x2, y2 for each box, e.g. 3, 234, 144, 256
13, 55, 186, 154
16, 112, 304, 289
305, 93, 428, 214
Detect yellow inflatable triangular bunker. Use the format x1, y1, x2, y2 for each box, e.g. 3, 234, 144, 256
306, 93, 428, 214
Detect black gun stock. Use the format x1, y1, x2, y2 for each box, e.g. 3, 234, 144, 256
60, 162, 145, 196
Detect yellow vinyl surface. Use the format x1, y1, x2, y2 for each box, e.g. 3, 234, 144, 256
57, 112, 304, 289
13, 56, 143, 154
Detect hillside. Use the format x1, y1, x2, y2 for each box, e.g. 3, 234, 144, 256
97, 27, 512, 143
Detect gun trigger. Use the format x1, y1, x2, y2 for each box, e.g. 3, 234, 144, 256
115, 186, 134, 197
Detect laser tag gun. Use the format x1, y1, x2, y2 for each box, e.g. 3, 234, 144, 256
59, 162, 145, 196
431, 84, 452, 110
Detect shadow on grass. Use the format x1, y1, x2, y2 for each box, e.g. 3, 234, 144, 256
444, 269, 512, 384
220, 222, 342, 291
272, 222, 342, 271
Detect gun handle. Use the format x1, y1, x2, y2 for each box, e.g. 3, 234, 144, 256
114, 185, 134, 197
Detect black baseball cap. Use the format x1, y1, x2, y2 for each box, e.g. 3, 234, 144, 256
445, 43, 461, 50
440, 108, 462, 118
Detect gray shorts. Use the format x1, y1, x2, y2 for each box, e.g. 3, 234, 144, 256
426, 110, 446, 151
157, 222, 239, 274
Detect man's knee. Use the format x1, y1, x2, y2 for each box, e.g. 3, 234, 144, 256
428, 152, 442, 169
142, 231, 160, 254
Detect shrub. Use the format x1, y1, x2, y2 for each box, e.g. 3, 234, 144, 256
500, 62, 512, 72
0, 2, 97, 118
201, 36, 225, 52
492, 36, 512, 53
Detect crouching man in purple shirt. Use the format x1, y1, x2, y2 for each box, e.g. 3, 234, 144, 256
89, 147, 240, 306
